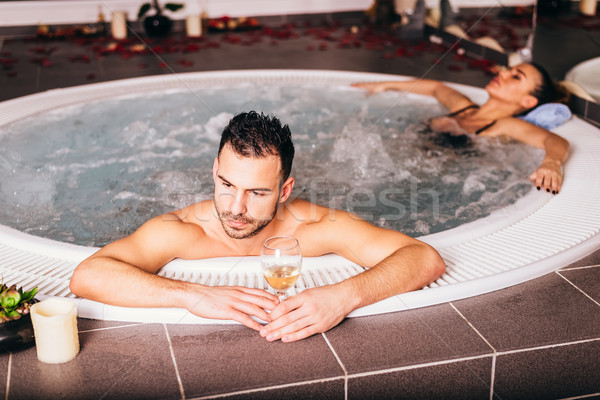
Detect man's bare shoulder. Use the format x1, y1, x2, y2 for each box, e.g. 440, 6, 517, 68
124, 200, 231, 260
284, 199, 372, 235
168, 200, 216, 226
126, 201, 216, 251
85, 205, 213, 273
285, 199, 414, 261
282, 198, 341, 225
134, 208, 208, 246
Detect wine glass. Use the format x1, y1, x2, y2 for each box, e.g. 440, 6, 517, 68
261, 236, 302, 300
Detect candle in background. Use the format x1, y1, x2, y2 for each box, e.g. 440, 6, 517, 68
186, 15, 202, 37
111, 11, 128, 39
580, 0, 598, 16
31, 298, 79, 364
427, 7, 442, 27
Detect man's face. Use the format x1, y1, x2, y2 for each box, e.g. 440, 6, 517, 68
213, 145, 283, 239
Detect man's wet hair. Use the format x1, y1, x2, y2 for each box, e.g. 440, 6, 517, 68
218, 111, 295, 181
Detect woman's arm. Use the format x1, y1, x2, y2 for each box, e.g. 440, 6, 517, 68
485, 118, 569, 194
352, 79, 474, 111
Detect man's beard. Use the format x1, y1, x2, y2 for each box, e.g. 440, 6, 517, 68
215, 202, 277, 239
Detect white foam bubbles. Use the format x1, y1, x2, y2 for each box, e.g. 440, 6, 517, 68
0, 83, 542, 246
204, 112, 234, 141
462, 175, 486, 196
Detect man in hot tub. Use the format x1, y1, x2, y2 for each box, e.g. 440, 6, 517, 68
70, 111, 445, 343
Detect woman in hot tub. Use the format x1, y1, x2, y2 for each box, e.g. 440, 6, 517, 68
353, 63, 570, 195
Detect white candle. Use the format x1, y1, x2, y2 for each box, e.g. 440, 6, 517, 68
395, 0, 417, 14
427, 8, 442, 26
186, 15, 202, 37
31, 298, 79, 364
580, 0, 598, 16
111, 11, 128, 40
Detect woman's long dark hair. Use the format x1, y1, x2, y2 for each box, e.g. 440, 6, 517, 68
517, 63, 569, 115
529, 62, 559, 106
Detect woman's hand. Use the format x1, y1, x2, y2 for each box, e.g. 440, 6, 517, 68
351, 82, 388, 94
488, 119, 568, 195
530, 159, 563, 194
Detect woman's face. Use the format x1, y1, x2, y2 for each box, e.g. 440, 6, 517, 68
485, 63, 542, 108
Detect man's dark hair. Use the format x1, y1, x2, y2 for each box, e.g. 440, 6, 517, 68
218, 111, 295, 181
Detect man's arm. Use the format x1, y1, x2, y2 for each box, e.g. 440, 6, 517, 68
260, 211, 445, 342
70, 213, 278, 330
485, 118, 569, 194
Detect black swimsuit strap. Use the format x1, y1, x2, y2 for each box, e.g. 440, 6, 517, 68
447, 104, 479, 117
475, 120, 497, 135
447, 104, 496, 135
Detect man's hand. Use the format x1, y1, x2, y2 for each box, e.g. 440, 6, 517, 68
185, 286, 279, 332
259, 285, 354, 342
530, 158, 562, 194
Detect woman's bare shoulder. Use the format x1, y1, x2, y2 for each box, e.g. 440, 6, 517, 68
482, 116, 542, 137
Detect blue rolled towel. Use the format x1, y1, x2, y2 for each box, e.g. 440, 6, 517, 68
518, 103, 572, 130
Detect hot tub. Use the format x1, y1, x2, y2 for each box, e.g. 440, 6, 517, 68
0, 70, 599, 324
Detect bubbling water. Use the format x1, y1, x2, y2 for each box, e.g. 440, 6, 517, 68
0, 84, 542, 246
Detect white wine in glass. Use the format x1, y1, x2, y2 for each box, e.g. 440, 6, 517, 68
261, 236, 302, 299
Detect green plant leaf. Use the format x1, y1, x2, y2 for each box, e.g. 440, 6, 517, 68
6, 310, 21, 319
138, 3, 152, 19
165, 3, 184, 12
20, 287, 38, 303
0, 289, 21, 310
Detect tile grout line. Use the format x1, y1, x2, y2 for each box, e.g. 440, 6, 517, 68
186, 324, 501, 399
5, 353, 11, 400
181, 340, 597, 391
496, 336, 600, 357
342, 338, 600, 383
347, 353, 494, 379
449, 302, 496, 352
339, 245, 498, 393
446, 304, 600, 367
489, 353, 497, 400
186, 376, 347, 400
558, 392, 600, 400
163, 324, 186, 400
321, 332, 348, 400
559, 264, 600, 271
97, 359, 141, 400
556, 271, 600, 307
449, 302, 498, 400
79, 322, 144, 334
